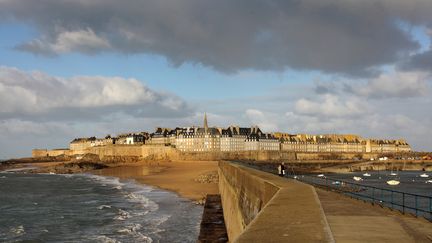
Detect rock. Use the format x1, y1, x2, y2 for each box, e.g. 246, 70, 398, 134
194, 171, 219, 184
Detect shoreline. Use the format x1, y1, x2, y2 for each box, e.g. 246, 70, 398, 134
1, 160, 220, 204
93, 161, 219, 203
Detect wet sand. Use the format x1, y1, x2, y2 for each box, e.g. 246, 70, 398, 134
94, 161, 220, 202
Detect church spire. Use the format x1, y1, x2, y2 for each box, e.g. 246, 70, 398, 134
204, 112, 208, 134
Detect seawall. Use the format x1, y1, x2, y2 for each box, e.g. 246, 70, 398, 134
218, 161, 334, 242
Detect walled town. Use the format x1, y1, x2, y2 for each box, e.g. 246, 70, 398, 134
32, 114, 411, 158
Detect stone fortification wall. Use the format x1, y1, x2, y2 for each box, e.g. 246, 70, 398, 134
47, 149, 71, 157
88, 145, 143, 159
174, 150, 296, 162
218, 161, 333, 242
77, 145, 297, 162
32, 149, 71, 158
32, 149, 48, 158
296, 152, 379, 160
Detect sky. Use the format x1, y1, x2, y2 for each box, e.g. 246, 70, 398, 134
0, 0, 432, 158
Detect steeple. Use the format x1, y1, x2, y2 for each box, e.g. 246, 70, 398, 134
204, 112, 208, 134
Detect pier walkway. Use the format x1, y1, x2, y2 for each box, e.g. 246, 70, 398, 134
317, 188, 432, 242
218, 161, 432, 242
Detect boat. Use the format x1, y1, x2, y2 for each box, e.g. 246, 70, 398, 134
420, 173, 429, 178
332, 181, 341, 185
426, 180, 432, 184
390, 172, 397, 176
363, 173, 371, 177
317, 174, 325, 177
353, 176, 363, 181
386, 180, 400, 186
49, 172, 55, 175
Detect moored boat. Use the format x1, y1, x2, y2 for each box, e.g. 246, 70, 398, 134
386, 180, 400, 186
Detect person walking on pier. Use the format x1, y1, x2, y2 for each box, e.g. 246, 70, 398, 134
278, 162, 286, 177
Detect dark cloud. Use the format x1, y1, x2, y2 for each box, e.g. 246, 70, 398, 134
1, 0, 429, 76
400, 50, 432, 71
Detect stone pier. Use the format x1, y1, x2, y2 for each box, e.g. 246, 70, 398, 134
217, 161, 432, 243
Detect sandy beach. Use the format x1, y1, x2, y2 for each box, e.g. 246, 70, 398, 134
93, 161, 220, 202
0, 159, 220, 203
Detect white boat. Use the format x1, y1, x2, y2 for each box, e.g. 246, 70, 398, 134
353, 176, 363, 181
363, 173, 371, 177
390, 172, 397, 176
426, 180, 432, 184
386, 180, 400, 186
49, 172, 55, 175
293, 176, 298, 179
317, 174, 325, 177
420, 173, 429, 178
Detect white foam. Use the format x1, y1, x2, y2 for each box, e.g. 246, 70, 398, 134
125, 192, 158, 211
114, 209, 131, 220
93, 235, 121, 243
117, 224, 153, 243
117, 223, 142, 234
10, 225, 25, 236
97, 205, 112, 210
84, 174, 125, 189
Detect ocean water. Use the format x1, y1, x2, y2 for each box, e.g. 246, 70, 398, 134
296, 171, 432, 220
0, 172, 202, 242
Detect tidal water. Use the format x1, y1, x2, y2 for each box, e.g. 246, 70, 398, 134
0, 172, 202, 242
296, 171, 432, 220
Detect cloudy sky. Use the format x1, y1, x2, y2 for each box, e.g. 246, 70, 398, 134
1, 0, 432, 158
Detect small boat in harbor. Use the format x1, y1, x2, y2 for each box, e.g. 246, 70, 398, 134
317, 174, 325, 177
363, 173, 371, 177
420, 173, 429, 178
386, 180, 400, 186
426, 180, 432, 184
353, 176, 363, 181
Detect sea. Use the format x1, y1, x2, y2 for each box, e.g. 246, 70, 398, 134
0, 171, 202, 242
296, 170, 432, 221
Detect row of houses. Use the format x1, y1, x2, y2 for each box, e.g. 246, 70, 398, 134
275, 133, 411, 153
68, 114, 411, 154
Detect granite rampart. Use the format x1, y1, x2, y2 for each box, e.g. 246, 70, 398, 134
218, 161, 333, 242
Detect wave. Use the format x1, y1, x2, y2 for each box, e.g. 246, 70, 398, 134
97, 205, 112, 210
117, 224, 153, 243
10, 225, 25, 236
114, 209, 131, 221
93, 235, 121, 243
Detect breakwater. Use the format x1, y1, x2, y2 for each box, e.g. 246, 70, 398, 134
217, 161, 333, 242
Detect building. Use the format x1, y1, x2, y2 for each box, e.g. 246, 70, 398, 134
176, 113, 221, 152
66, 115, 411, 155
279, 133, 409, 153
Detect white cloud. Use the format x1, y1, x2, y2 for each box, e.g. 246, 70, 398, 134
0, 66, 189, 117
347, 71, 430, 98
245, 109, 278, 132
19, 28, 111, 55
295, 94, 368, 118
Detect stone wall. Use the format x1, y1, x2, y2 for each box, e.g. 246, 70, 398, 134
32, 149, 48, 158
218, 161, 333, 242
88, 145, 143, 159
296, 152, 380, 160
47, 149, 71, 157
32, 149, 71, 157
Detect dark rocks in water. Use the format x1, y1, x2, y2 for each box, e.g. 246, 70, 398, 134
58, 161, 109, 173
